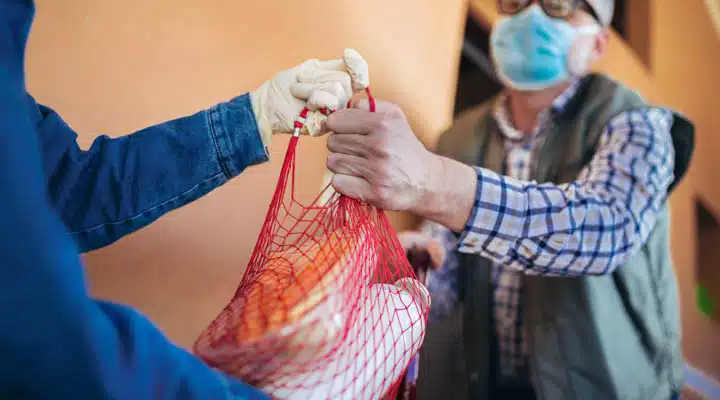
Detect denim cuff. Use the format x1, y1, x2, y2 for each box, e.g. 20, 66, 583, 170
208, 93, 270, 180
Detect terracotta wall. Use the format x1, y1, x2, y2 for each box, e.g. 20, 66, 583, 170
25, 0, 467, 347
652, 0, 720, 379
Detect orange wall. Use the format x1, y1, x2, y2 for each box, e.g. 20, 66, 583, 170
652, 1, 720, 378
25, 0, 466, 348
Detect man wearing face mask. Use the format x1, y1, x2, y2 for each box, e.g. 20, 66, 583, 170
324, 0, 695, 399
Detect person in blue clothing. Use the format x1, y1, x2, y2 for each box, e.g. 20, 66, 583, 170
0, 1, 369, 398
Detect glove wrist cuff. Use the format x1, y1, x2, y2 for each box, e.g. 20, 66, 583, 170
249, 88, 273, 147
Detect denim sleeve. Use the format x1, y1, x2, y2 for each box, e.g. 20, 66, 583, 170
0, 33, 267, 399
31, 93, 269, 253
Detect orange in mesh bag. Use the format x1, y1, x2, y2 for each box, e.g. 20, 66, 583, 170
194, 89, 430, 399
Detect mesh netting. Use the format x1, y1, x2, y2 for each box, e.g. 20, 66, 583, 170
194, 90, 430, 399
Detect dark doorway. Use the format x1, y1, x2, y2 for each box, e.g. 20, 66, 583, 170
454, 14, 503, 116
695, 198, 720, 323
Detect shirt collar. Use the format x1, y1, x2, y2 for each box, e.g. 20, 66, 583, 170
492, 78, 582, 141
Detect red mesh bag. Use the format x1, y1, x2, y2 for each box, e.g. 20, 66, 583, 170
194, 89, 430, 399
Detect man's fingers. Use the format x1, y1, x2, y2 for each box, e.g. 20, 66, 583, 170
331, 173, 373, 202
327, 153, 373, 178
398, 231, 447, 271
327, 134, 371, 158
326, 108, 383, 135
427, 240, 447, 270
397, 231, 433, 251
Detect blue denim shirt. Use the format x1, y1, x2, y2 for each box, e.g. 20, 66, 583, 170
1, 1, 268, 398
33, 89, 268, 253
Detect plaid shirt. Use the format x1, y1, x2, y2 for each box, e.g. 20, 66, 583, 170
422, 80, 675, 381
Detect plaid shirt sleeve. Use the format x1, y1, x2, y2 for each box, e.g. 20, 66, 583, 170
457, 108, 675, 276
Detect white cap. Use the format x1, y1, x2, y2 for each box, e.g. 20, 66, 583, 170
586, 0, 615, 27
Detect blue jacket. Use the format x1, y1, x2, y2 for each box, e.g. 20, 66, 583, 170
1, 1, 269, 398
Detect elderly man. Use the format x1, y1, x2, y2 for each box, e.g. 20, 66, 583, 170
0, 1, 368, 398
326, 0, 694, 399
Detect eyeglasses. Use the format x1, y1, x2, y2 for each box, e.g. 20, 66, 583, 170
497, 0, 598, 21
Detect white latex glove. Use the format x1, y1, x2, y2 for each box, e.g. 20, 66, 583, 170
250, 48, 370, 146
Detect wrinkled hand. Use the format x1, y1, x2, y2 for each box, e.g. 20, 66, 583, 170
250, 48, 369, 145
325, 100, 442, 212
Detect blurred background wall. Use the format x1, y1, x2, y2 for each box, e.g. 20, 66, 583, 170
26, 0, 719, 396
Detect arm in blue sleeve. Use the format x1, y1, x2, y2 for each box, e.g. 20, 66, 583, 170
0, 50, 267, 400
0, 5, 266, 398
31, 93, 269, 253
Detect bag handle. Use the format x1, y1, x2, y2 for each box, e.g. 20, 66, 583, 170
281, 88, 376, 210
292, 87, 376, 137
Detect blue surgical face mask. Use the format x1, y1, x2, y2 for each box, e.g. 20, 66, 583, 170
490, 5, 600, 91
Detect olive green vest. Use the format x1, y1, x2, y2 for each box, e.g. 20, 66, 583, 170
417, 74, 695, 400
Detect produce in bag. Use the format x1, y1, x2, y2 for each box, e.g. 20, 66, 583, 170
194, 53, 429, 399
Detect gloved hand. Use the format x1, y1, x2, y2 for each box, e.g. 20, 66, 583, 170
250, 48, 370, 146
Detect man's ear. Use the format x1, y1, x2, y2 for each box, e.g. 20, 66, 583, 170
590, 28, 610, 64
569, 25, 609, 75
